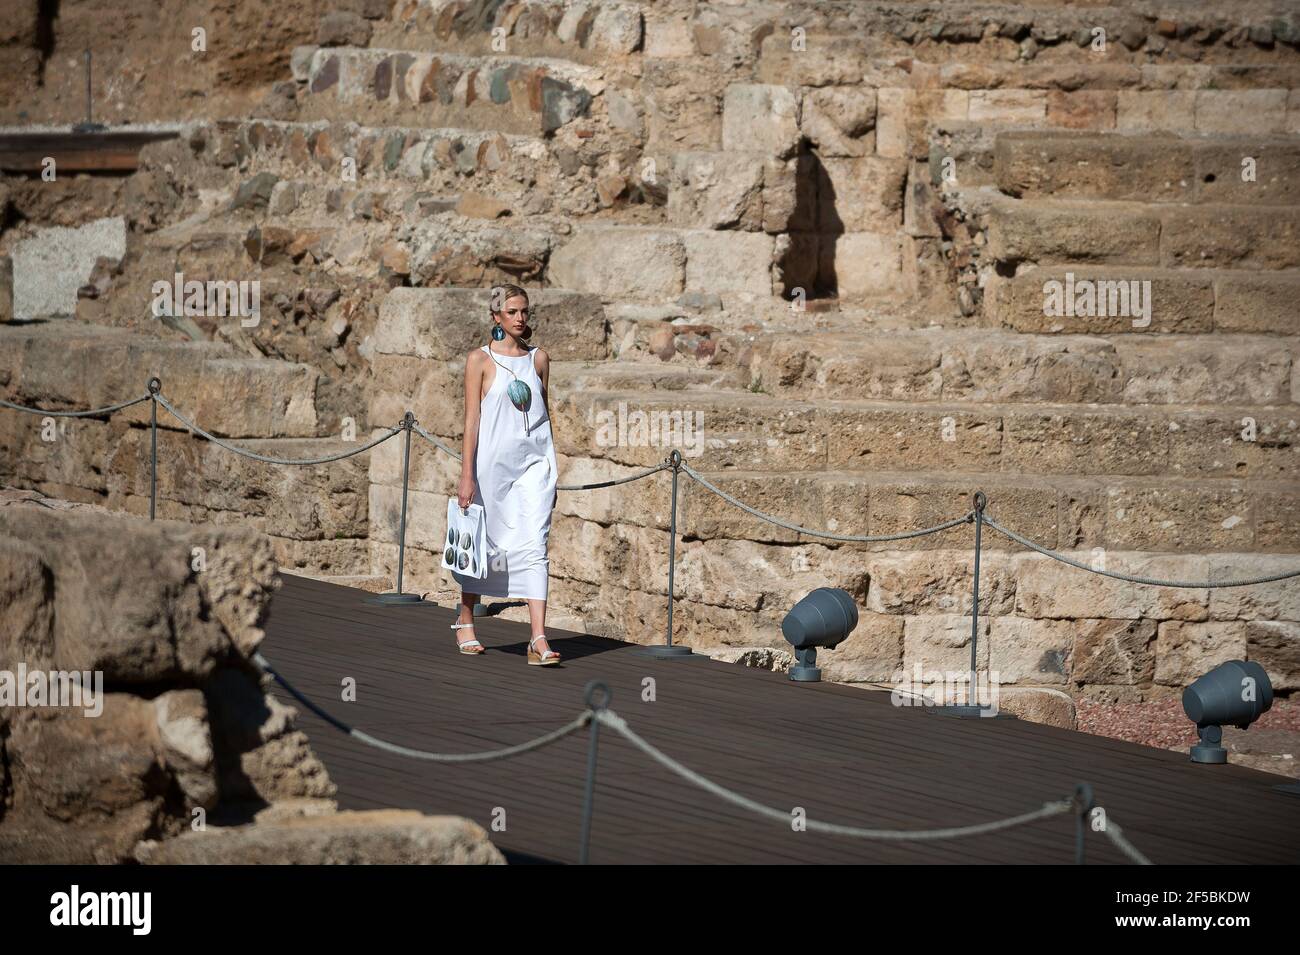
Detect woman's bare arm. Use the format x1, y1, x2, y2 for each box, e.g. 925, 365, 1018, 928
535, 347, 557, 509
458, 349, 485, 508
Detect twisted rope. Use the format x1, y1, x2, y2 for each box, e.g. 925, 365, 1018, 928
680, 461, 974, 542
155, 394, 402, 466
0, 393, 151, 417
596, 710, 1073, 841
253, 651, 591, 762
1100, 818, 1153, 865
984, 513, 1300, 588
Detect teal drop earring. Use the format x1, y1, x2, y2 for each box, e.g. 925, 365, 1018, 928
491, 323, 505, 341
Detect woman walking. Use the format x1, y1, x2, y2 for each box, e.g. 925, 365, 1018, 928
449, 284, 561, 665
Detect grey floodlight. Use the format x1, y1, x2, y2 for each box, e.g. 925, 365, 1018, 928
1182, 660, 1273, 765
782, 587, 858, 682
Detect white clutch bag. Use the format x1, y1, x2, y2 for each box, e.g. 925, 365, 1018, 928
442, 498, 488, 579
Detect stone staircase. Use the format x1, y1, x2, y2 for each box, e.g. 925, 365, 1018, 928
0, 321, 374, 580
2, 0, 1299, 706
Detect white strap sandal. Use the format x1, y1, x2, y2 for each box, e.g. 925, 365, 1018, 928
450, 621, 484, 654
528, 634, 560, 666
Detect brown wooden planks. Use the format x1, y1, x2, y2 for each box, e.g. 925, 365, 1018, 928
263, 575, 1300, 865
0, 131, 179, 172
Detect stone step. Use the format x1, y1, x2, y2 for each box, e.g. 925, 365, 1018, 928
0, 404, 371, 541
665, 466, 1300, 555
0, 322, 324, 438
983, 197, 1300, 270
387, 218, 832, 304
379, 1, 1300, 75
985, 266, 1300, 335
550, 360, 744, 393
899, 82, 1300, 162
213, 162, 729, 233
364, 438, 1300, 554
745, 327, 1298, 407
545, 220, 775, 301
110, 431, 369, 538
372, 0, 646, 64
550, 388, 1300, 480
993, 130, 1300, 205
299, 46, 605, 136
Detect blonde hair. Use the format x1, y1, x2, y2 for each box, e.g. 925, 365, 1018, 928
489, 284, 531, 341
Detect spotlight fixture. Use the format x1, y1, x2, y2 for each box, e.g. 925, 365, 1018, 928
1182, 660, 1273, 765
782, 588, 858, 682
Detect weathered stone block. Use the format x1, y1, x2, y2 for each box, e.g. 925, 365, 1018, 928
903, 614, 990, 674
969, 90, 1046, 124
683, 230, 774, 296
989, 617, 1073, 684
721, 84, 800, 158
1161, 207, 1300, 270
1214, 274, 1300, 333
1069, 618, 1156, 684
829, 232, 904, 298
135, 810, 504, 864
800, 86, 876, 157
1014, 551, 1208, 621
987, 202, 1160, 266
1207, 555, 1300, 621
1116, 91, 1196, 130
1246, 620, 1300, 691
817, 156, 907, 232
548, 227, 685, 299
1194, 90, 1289, 134
668, 152, 766, 230
1155, 621, 1247, 685
10, 217, 126, 319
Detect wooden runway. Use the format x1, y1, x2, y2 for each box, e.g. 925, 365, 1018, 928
262, 574, 1300, 864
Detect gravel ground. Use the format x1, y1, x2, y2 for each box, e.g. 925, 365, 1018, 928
1077, 697, 1300, 778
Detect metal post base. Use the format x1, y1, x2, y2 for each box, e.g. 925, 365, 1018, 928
635, 644, 697, 658
789, 665, 821, 682
363, 592, 431, 606
930, 703, 1015, 719
1190, 742, 1228, 764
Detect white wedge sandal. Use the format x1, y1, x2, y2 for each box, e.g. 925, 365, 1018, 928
450, 621, 484, 654
527, 634, 560, 666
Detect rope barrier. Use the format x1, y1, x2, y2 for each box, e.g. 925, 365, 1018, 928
984, 513, 1300, 588
5, 386, 1297, 582
252, 651, 592, 762
155, 394, 404, 466
252, 652, 1151, 861
680, 460, 974, 541
594, 709, 1074, 841
0, 393, 152, 417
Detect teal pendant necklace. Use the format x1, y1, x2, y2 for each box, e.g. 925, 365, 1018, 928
488, 344, 534, 434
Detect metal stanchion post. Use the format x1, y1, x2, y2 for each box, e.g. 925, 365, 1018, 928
934, 491, 1007, 717
367, 411, 430, 606
578, 681, 610, 865
1073, 783, 1095, 864
637, 449, 696, 657
970, 490, 984, 688
147, 377, 161, 521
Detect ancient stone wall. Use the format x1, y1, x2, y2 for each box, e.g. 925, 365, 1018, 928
0, 489, 502, 862
0, 1, 1297, 719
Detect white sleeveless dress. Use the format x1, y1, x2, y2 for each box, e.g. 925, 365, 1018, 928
452, 343, 558, 601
